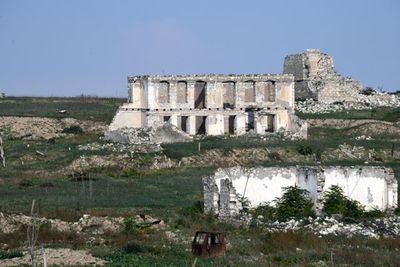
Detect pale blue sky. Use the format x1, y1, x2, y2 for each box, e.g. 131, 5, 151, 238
0, 0, 399, 96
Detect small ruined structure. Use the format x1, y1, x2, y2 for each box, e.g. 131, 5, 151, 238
284, 49, 364, 103
192, 231, 227, 258
108, 74, 307, 139
203, 166, 398, 217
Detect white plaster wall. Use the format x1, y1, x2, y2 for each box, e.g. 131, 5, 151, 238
109, 109, 145, 130
211, 166, 397, 211
323, 167, 393, 210
214, 167, 305, 207
206, 114, 224, 136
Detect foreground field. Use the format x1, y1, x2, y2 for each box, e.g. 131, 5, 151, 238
0, 97, 400, 266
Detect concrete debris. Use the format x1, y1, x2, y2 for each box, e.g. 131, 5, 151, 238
253, 215, 400, 239
296, 97, 400, 114
35, 150, 46, 157
104, 123, 192, 144
64, 155, 121, 176
0, 212, 164, 235
78, 142, 162, 154
0, 248, 106, 266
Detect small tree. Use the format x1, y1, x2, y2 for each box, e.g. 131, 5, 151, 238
27, 200, 40, 267
274, 186, 315, 221
323, 185, 364, 219
322, 185, 347, 215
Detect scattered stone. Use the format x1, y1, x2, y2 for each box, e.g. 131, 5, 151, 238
105, 123, 192, 145
0, 248, 106, 266
296, 97, 400, 114
252, 215, 400, 239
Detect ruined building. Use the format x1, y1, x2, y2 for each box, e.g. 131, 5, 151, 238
204, 166, 398, 217
109, 74, 306, 138
284, 49, 364, 103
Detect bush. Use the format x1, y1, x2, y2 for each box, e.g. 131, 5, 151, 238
268, 152, 281, 161
274, 186, 315, 221
363, 208, 385, 219
322, 185, 347, 215
296, 144, 313, 156
361, 87, 376, 96
0, 250, 23, 260
251, 202, 276, 223
394, 206, 400, 216
323, 185, 365, 219
62, 125, 83, 134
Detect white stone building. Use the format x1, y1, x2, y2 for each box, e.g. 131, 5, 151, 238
109, 74, 306, 137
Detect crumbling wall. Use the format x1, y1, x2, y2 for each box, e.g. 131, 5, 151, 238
284, 49, 363, 103
204, 166, 397, 217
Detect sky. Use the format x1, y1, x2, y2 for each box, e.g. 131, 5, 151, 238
0, 0, 399, 97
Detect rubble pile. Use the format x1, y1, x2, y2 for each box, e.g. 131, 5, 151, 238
105, 123, 192, 145
0, 212, 165, 235
254, 215, 400, 239
296, 93, 400, 114
78, 142, 162, 154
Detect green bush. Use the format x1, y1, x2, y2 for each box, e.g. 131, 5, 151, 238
361, 87, 376, 96
62, 125, 83, 134
323, 185, 365, 219
0, 250, 23, 260
322, 185, 347, 215
363, 208, 385, 219
394, 206, 400, 216
274, 186, 315, 221
296, 144, 313, 156
251, 202, 276, 223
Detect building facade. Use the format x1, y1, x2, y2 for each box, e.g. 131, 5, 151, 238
109, 73, 306, 137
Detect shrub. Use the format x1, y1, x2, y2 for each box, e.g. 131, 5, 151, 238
0, 250, 23, 260
363, 208, 385, 219
274, 186, 315, 221
361, 87, 376, 96
62, 125, 83, 134
268, 152, 281, 161
322, 185, 347, 215
394, 206, 400, 216
323, 185, 365, 219
296, 144, 313, 156
251, 202, 276, 223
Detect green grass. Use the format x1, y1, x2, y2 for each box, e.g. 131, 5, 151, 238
0, 167, 214, 219
0, 96, 124, 123
296, 106, 400, 122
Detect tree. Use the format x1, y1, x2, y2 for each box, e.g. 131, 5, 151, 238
274, 186, 315, 221
323, 185, 364, 219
